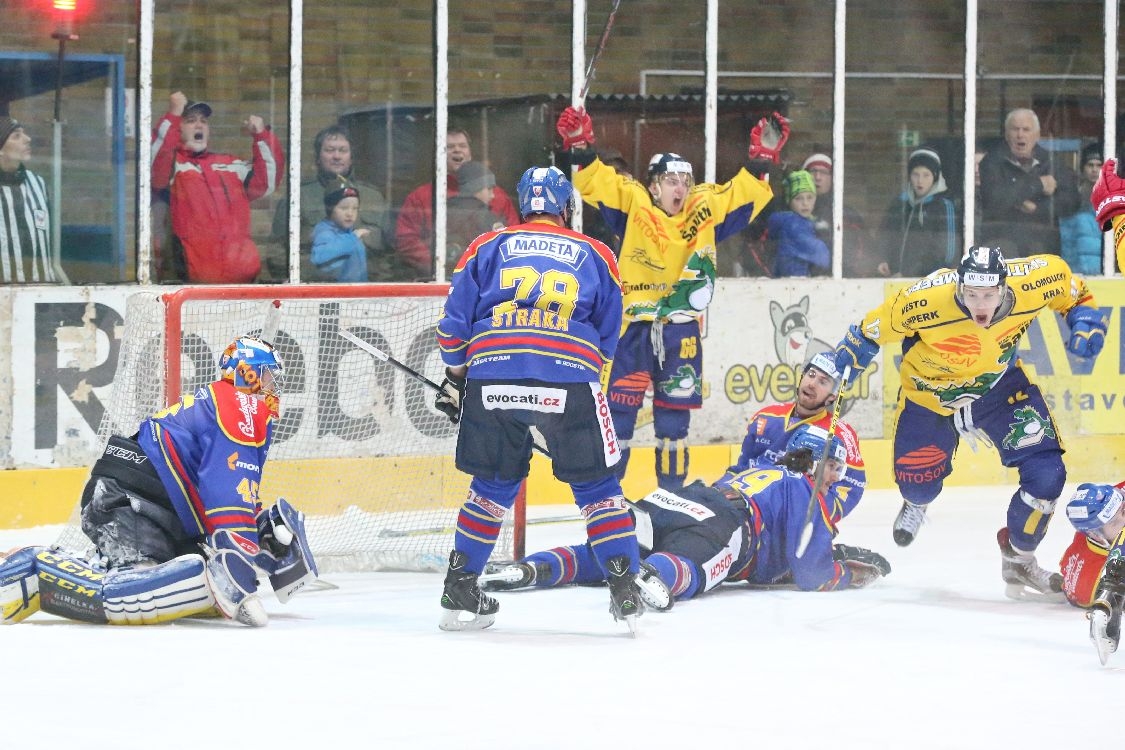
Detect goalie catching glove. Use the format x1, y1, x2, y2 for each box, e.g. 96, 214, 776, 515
435, 367, 466, 424
556, 106, 595, 150
833, 543, 891, 589
748, 111, 791, 165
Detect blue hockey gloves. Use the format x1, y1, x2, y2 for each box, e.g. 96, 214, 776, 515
834, 324, 880, 375
1066, 306, 1107, 359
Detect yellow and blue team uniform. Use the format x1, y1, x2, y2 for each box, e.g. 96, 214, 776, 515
573, 157, 773, 488
851, 254, 1103, 551
724, 402, 867, 524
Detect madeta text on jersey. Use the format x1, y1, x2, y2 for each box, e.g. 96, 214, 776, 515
500, 236, 584, 266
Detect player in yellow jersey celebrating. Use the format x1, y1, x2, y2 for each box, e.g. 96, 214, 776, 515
834, 246, 1107, 599
556, 105, 780, 489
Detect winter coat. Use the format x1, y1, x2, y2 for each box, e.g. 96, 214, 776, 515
769, 210, 830, 277
879, 178, 959, 277
978, 143, 1080, 256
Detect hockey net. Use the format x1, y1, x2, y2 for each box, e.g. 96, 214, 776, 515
56, 284, 524, 572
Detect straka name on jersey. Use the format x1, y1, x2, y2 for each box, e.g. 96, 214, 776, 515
641, 489, 716, 520
480, 385, 567, 412
500, 236, 586, 267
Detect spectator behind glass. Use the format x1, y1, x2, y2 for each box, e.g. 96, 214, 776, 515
444, 160, 505, 278
0, 117, 68, 283
1058, 142, 1104, 275
310, 178, 368, 282
270, 124, 401, 282
977, 108, 1080, 257
876, 147, 959, 278
768, 169, 830, 277
151, 92, 284, 283
801, 152, 874, 276
394, 128, 518, 279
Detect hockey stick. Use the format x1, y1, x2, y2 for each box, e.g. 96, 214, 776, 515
338, 328, 552, 458
794, 365, 852, 558
578, 0, 623, 106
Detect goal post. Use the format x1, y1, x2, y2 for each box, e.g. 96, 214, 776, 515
58, 284, 526, 572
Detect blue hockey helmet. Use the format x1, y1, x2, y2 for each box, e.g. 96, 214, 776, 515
517, 166, 573, 220
1066, 483, 1125, 545
803, 352, 842, 393
219, 336, 284, 416
785, 423, 847, 466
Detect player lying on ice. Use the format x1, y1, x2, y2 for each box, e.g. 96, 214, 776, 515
481, 423, 890, 608
1060, 482, 1125, 665
0, 336, 317, 627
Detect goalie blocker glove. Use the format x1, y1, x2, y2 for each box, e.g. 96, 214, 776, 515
435, 367, 466, 424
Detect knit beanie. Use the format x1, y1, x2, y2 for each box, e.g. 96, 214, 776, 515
324, 178, 360, 213
1080, 142, 1103, 167
907, 148, 942, 181
801, 153, 832, 173
785, 170, 816, 203
457, 161, 496, 196
0, 117, 19, 149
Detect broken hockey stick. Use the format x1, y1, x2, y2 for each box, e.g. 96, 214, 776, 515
338, 328, 551, 458
578, 0, 623, 106
795, 365, 852, 558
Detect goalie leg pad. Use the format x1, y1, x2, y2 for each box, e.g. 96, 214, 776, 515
0, 546, 46, 624
34, 548, 109, 624
204, 530, 268, 627
103, 555, 218, 625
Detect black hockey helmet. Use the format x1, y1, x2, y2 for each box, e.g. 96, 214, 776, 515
957, 246, 1008, 289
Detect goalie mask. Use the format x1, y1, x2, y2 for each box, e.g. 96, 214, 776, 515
220, 336, 284, 417
1066, 483, 1125, 548
517, 166, 574, 221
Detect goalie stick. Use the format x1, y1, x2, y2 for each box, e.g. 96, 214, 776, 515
338, 328, 552, 459
795, 365, 852, 558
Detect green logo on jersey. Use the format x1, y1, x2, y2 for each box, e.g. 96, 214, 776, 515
912, 370, 1004, 408
1002, 406, 1056, 450
660, 365, 703, 398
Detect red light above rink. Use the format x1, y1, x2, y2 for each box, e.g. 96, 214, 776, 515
53, 0, 77, 10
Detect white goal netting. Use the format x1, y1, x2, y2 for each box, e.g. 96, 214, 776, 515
56, 285, 522, 572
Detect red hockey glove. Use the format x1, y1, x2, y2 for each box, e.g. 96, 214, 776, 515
556, 106, 595, 150
1092, 158, 1125, 230
748, 111, 790, 165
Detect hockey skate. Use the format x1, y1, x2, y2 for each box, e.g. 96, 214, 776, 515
635, 562, 673, 612
996, 528, 1064, 601
605, 555, 644, 636
892, 500, 928, 547
439, 550, 499, 631
1088, 556, 1125, 665
479, 560, 550, 592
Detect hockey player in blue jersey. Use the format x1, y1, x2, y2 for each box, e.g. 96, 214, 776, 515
482, 424, 890, 605
721, 352, 867, 523
0, 336, 317, 627
433, 165, 643, 633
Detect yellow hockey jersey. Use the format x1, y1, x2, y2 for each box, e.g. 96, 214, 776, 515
572, 158, 773, 323
855, 254, 1098, 415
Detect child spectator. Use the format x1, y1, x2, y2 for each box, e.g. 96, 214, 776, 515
768, 169, 830, 277
1059, 142, 1104, 275
444, 160, 506, 277
310, 179, 368, 282
877, 147, 959, 277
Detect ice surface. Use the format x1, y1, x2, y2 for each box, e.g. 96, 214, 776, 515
0, 485, 1116, 749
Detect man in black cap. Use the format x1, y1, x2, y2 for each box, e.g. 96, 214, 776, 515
151, 91, 285, 283
0, 116, 68, 283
